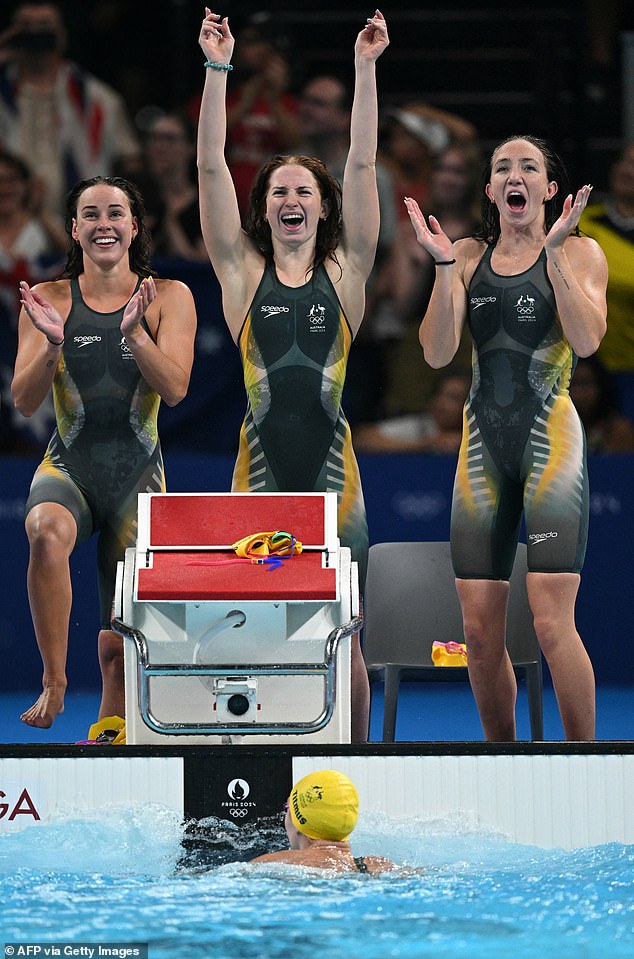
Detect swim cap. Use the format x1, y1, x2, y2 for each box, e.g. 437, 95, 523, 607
288, 770, 359, 841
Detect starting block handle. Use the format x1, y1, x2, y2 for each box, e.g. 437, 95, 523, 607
112, 615, 362, 737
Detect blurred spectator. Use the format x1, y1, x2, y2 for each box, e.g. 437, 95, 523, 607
297, 72, 398, 425
579, 143, 634, 419
0, 149, 66, 262
299, 75, 350, 170
136, 111, 207, 262
392, 142, 483, 326
380, 101, 477, 217
298, 74, 397, 268
189, 11, 301, 221
383, 141, 482, 418
373, 109, 478, 423
569, 354, 634, 453
0, 1, 140, 220
353, 370, 470, 454
0, 149, 63, 454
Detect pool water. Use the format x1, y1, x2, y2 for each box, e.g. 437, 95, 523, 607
1, 805, 632, 959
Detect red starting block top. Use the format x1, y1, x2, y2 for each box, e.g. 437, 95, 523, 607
136, 551, 337, 601
144, 494, 331, 549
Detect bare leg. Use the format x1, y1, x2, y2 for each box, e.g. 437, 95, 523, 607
527, 571, 595, 740
21, 503, 77, 727
456, 578, 517, 741
97, 629, 125, 719
350, 632, 370, 743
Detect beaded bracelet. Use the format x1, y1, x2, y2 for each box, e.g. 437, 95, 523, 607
204, 60, 233, 71
434, 259, 456, 266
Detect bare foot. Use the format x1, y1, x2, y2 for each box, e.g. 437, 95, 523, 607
20, 684, 66, 728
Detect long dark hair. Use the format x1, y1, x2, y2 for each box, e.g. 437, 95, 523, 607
474, 135, 575, 245
62, 176, 157, 278
244, 154, 343, 275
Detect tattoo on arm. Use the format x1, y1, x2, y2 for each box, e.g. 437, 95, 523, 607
553, 260, 571, 291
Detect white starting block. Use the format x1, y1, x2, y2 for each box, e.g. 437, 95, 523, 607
112, 492, 360, 744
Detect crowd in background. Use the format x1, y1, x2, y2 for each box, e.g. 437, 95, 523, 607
2, 0, 634, 457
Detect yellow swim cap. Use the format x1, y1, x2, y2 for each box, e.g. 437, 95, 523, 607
288, 770, 359, 841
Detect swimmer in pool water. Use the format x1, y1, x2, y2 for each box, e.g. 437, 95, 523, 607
250, 769, 398, 874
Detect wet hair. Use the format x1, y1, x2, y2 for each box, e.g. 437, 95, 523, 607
62, 175, 157, 279
244, 155, 343, 276
475, 134, 575, 245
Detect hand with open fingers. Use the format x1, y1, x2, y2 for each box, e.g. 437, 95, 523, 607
199, 7, 234, 64
19, 281, 64, 345
545, 184, 593, 251
404, 197, 454, 263
356, 9, 389, 61
121, 276, 156, 339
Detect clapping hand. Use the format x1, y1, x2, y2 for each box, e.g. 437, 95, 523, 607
404, 197, 454, 264
545, 184, 593, 251
121, 277, 156, 340
19, 281, 64, 345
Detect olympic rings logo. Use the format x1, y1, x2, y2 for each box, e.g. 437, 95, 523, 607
516, 307, 534, 315
229, 808, 249, 818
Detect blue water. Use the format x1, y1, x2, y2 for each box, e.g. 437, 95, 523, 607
1, 807, 632, 958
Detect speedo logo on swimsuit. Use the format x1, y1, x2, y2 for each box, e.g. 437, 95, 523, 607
261, 305, 290, 315
529, 531, 559, 543
470, 296, 496, 309
73, 335, 102, 348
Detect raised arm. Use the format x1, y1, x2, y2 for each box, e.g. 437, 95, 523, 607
340, 10, 389, 284
197, 10, 252, 299
120, 277, 197, 407
404, 198, 469, 368
544, 185, 608, 357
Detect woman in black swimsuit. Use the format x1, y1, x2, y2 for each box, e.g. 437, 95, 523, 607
197, 9, 389, 741
12, 176, 197, 730
405, 136, 608, 741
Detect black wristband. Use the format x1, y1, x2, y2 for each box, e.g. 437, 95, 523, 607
434, 259, 456, 266
48, 337, 64, 347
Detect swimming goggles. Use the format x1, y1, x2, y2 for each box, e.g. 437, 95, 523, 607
186, 531, 303, 571
232, 530, 303, 560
